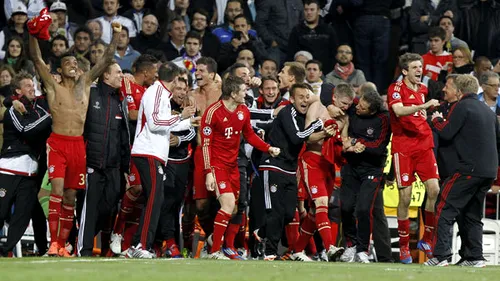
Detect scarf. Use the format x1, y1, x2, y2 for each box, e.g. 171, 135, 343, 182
334, 62, 355, 81
182, 52, 201, 73
7, 57, 17, 66
307, 79, 322, 96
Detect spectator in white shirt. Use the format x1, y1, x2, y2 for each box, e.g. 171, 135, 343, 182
94, 0, 137, 44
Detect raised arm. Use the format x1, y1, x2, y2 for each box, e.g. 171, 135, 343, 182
87, 22, 121, 83
29, 35, 56, 99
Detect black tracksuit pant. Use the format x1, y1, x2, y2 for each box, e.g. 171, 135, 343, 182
157, 161, 190, 242
434, 173, 493, 260
78, 167, 121, 256
0, 174, 37, 255
253, 169, 297, 256
132, 156, 165, 250
340, 164, 384, 253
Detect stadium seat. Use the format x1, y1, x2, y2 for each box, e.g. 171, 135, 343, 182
481, 218, 500, 265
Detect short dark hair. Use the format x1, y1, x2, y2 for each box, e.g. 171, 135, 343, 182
221, 75, 245, 100
260, 75, 279, 89
262, 58, 277, 68
290, 83, 313, 98
399, 53, 423, 71
133, 54, 158, 74
438, 15, 454, 26
197, 57, 217, 73
360, 91, 383, 113
193, 8, 209, 23
305, 59, 322, 71
228, 62, 247, 76
74, 26, 94, 41
428, 26, 446, 41
51, 35, 69, 49
284, 62, 306, 83
91, 39, 108, 48
158, 62, 182, 82
121, 25, 130, 37
304, 0, 321, 7
185, 30, 202, 44
168, 16, 185, 32
12, 70, 33, 90
233, 14, 249, 24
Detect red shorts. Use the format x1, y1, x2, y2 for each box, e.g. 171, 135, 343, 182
298, 151, 334, 201
46, 133, 86, 189
193, 146, 209, 200
128, 161, 142, 187
393, 149, 439, 187
211, 166, 240, 199
297, 165, 307, 201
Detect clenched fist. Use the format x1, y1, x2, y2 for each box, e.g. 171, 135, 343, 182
112, 22, 122, 33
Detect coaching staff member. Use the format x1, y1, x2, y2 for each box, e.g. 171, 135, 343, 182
426, 74, 500, 267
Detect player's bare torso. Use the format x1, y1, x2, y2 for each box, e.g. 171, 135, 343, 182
193, 82, 221, 144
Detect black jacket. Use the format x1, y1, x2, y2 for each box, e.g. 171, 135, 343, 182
259, 104, 323, 173
168, 99, 196, 162
431, 94, 499, 178
353, 0, 405, 18
429, 100, 459, 179
130, 31, 168, 55
286, 21, 338, 73
1, 96, 51, 160
200, 31, 221, 62
344, 105, 392, 168
218, 35, 268, 74
84, 82, 131, 172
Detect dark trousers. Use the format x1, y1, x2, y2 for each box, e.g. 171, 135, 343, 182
31, 165, 48, 255
434, 173, 493, 260
253, 169, 297, 255
0, 174, 37, 255
353, 15, 390, 91
158, 161, 190, 242
132, 156, 165, 250
340, 164, 384, 253
78, 168, 121, 256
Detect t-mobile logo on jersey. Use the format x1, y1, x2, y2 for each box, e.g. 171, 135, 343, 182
225, 127, 233, 139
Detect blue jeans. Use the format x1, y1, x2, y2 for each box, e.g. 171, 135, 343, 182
353, 15, 391, 91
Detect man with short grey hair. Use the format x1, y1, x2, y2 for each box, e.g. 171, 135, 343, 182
478, 71, 500, 113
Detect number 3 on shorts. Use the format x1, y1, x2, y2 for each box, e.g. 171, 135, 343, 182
79, 174, 85, 185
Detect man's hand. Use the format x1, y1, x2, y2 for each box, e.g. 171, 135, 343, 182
327, 105, 345, 118
205, 172, 216, 191
257, 129, 265, 140
123, 73, 135, 83
12, 100, 27, 115
250, 77, 261, 88
181, 105, 196, 119
323, 124, 336, 137
423, 99, 440, 109
353, 142, 365, 153
240, 32, 250, 44
190, 116, 201, 127
231, 38, 242, 49
273, 105, 285, 117
420, 15, 429, 23
268, 147, 280, 157
124, 173, 130, 190
271, 40, 278, 48
170, 134, 180, 146
444, 10, 454, 18
431, 111, 443, 121
111, 22, 122, 33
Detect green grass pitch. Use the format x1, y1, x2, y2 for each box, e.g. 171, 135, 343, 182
1, 258, 499, 281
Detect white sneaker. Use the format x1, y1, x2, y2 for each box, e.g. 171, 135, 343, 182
237, 248, 248, 260
326, 245, 345, 262
319, 249, 328, 262
340, 246, 356, 262
126, 244, 154, 259
264, 254, 277, 261
110, 233, 123, 255
423, 257, 448, 266
355, 252, 370, 263
292, 251, 313, 262
208, 251, 230, 260
459, 260, 486, 268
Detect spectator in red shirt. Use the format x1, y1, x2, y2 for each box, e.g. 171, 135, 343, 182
422, 27, 452, 81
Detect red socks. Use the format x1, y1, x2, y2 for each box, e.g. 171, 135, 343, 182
423, 211, 435, 244
57, 204, 74, 246
294, 213, 316, 253
330, 221, 339, 246
114, 190, 138, 234
224, 223, 240, 249
48, 195, 62, 243
235, 213, 247, 249
398, 219, 410, 247
285, 210, 300, 250
210, 210, 231, 253
316, 206, 333, 249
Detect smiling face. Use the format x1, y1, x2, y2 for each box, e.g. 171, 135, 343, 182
195, 63, 212, 87
259, 79, 279, 105
336, 45, 353, 65
16, 78, 35, 101
290, 87, 310, 114
234, 66, 251, 88
443, 78, 459, 102
403, 60, 423, 85
0, 70, 13, 86
104, 63, 123, 88
59, 56, 78, 79
172, 78, 188, 105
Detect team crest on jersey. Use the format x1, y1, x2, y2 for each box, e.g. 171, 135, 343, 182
0, 188, 6, 198
93, 101, 100, 109
392, 92, 401, 100
219, 181, 227, 189
270, 184, 277, 193
203, 126, 212, 136
129, 174, 136, 182
237, 111, 244, 121
158, 165, 164, 175
402, 173, 409, 182
311, 186, 318, 194
366, 127, 374, 136
87, 167, 94, 174
49, 165, 55, 174
126, 95, 134, 103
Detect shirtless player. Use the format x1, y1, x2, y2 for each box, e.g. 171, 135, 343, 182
191, 57, 222, 239
29, 11, 122, 257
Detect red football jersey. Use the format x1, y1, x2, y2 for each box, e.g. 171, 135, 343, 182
422, 51, 453, 81
201, 100, 270, 173
387, 80, 433, 154
120, 78, 146, 111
